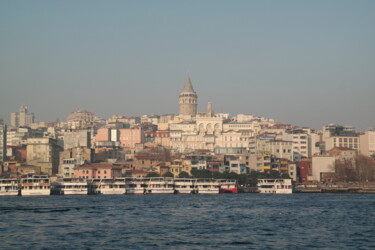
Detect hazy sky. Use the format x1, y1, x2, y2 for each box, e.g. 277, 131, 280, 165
1, 0, 374, 130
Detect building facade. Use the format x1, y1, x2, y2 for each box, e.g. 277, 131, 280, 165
0, 121, 6, 164
10, 106, 35, 127
26, 137, 61, 175
360, 130, 375, 157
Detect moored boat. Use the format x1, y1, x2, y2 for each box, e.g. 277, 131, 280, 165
125, 177, 147, 195
218, 179, 238, 194
257, 179, 293, 194
195, 179, 219, 194
51, 178, 88, 195
174, 178, 197, 194
88, 178, 126, 195
0, 178, 19, 196
20, 175, 51, 196
145, 177, 174, 194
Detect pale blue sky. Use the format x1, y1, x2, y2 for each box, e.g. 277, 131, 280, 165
0, 0, 374, 130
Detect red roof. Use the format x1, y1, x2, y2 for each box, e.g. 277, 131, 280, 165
80, 163, 122, 169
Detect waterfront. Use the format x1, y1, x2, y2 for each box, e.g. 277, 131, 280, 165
1, 194, 375, 249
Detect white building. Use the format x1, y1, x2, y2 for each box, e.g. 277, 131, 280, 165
322, 124, 360, 153
311, 156, 335, 182
0, 122, 6, 163
360, 130, 375, 157
10, 106, 35, 127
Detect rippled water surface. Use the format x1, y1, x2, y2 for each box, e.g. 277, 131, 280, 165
1, 194, 375, 249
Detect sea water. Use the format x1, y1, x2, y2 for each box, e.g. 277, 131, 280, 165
1, 194, 375, 249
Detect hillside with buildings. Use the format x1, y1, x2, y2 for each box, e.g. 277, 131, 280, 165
1, 75, 375, 189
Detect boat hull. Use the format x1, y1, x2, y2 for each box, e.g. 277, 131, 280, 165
63, 190, 88, 195
197, 189, 219, 194
175, 188, 195, 194
219, 188, 238, 194
145, 189, 175, 194
100, 189, 126, 195
126, 188, 145, 195
21, 190, 50, 196
0, 190, 19, 196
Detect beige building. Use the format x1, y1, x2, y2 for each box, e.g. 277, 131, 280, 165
63, 129, 92, 150
169, 159, 191, 177
360, 130, 375, 157
311, 156, 335, 182
328, 147, 357, 162
10, 106, 35, 128
0, 122, 6, 164
169, 114, 254, 153
268, 140, 293, 161
26, 137, 61, 175
322, 125, 360, 153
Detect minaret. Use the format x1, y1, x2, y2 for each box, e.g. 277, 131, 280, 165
206, 102, 213, 117
179, 74, 197, 117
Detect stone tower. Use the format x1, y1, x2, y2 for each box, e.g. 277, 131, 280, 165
179, 74, 198, 117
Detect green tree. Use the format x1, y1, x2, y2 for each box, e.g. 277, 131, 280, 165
191, 169, 212, 178
268, 170, 281, 179
163, 171, 174, 178
280, 173, 290, 179
238, 174, 249, 186
211, 171, 223, 179
178, 171, 190, 178
146, 172, 160, 177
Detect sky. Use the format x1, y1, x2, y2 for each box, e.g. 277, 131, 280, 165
0, 0, 374, 130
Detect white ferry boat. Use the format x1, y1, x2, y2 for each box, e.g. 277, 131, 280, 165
174, 178, 197, 194
257, 179, 293, 194
51, 178, 88, 195
20, 175, 51, 196
195, 179, 220, 194
125, 177, 147, 195
218, 179, 238, 194
145, 177, 175, 194
0, 178, 19, 196
88, 178, 126, 195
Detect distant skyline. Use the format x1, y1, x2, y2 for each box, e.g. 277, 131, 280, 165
1, 1, 374, 130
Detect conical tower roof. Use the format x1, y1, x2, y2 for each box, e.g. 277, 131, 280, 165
182, 73, 195, 93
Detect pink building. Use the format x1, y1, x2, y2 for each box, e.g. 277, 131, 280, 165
119, 128, 144, 148
75, 163, 122, 179
96, 128, 111, 142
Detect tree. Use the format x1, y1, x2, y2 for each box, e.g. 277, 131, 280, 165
355, 155, 375, 182
178, 171, 190, 178
334, 159, 356, 182
163, 171, 174, 178
146, 172, 160, 177
280, 173, 290, 179
191, 169, 212, 178
333, 155, 375, 182
237, 174, 249, 186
